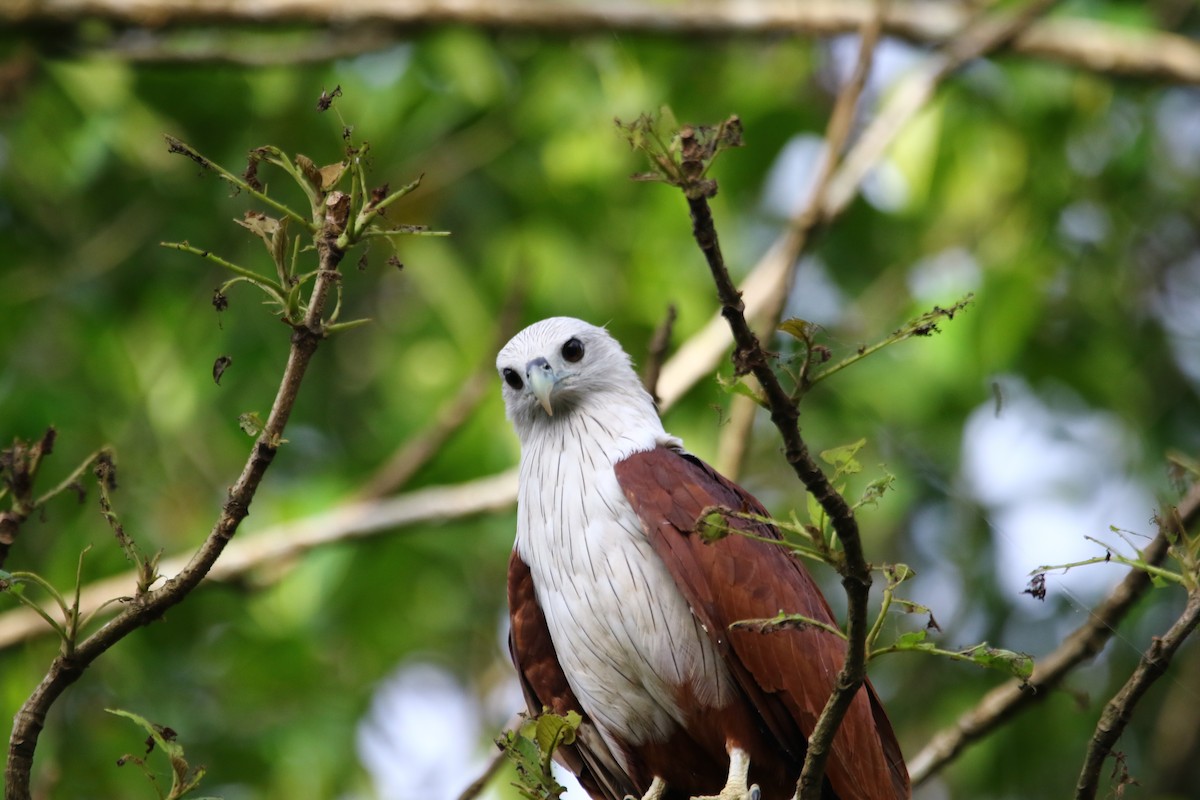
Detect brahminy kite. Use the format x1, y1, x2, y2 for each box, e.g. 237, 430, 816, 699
497, 317, 909, 800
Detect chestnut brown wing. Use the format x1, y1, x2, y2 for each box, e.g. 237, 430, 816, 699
614, 447, 910, 800
507, 551, 639, 800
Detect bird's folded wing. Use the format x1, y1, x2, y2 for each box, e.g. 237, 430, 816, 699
614, 446, 910, 800
508, 551, 639, 800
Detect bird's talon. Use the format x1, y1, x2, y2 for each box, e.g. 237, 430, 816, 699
692, 788, 759, 800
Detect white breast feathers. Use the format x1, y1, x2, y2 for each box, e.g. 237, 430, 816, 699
514, 404, 736, 758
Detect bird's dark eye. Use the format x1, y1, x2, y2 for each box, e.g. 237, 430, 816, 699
561, 337, 584, 363
502, 368, 524, 390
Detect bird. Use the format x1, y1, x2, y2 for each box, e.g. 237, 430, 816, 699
497, 316, 909, 800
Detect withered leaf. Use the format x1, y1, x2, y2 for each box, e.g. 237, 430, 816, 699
212, 355, 232, 385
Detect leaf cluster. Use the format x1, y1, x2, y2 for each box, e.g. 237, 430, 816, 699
108, 708, 216, 800
162, 136, 445, 334
497, 710, 582, 800
618, 111, 744, 199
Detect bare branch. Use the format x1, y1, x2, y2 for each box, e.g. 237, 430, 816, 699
6, 1, 1200, 85
909, 479, 1200, 785
0, 469, 520, 648
641, 304, 677, 406
1075, 586, 1200, 799
823, 0, 1062, 220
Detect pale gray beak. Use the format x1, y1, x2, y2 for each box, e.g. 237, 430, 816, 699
526, 357, 556, 416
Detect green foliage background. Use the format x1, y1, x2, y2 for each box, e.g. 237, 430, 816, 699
2, 11, 1199, 800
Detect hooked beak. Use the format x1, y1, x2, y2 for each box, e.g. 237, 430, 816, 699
526, 357, 557, 416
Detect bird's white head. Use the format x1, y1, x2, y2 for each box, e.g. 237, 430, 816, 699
496, 317, 660, 443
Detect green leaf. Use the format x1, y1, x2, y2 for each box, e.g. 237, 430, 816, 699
805, 490, 827, 540
820, 439, 866, 477
107, 708, 209, 800
856, 471, 895, 509
534, 709, 581, 758
695, 507, 733, 542
892, 597, 931, 615
716, 373, 767, 407
894, 630, 928, 649
968, 646, 1035, 680
779, 317, 817, 343
498, 710, 581, 800
238, 412, 264, 438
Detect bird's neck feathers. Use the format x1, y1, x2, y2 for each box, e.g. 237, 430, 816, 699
515, 378, 680, 468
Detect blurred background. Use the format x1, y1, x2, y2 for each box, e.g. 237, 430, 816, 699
2, 2, 1199, 798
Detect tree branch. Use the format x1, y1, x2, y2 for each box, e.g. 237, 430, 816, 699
685, 170, 873, 800
0, 470, 519, 648
641, 304, 677, 406
909, 479, 1200, 785
1074, 502, 1200, 800
4, 181, 351, 800
7, 1, 1200, 85
823, 0, 1062, 220
1076, 587, 1200, 799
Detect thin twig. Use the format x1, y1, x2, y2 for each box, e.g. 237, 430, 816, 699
909, 480, 1200, 784
642, 304, 677, 406
457, 712, 524, 800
